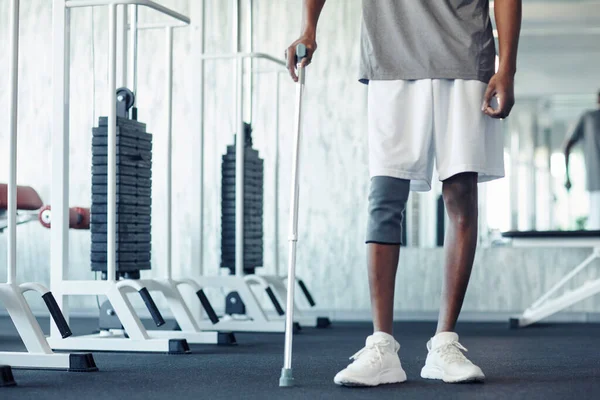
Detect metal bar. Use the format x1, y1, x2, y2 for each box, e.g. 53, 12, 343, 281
107, 3, 118, 282
117, 4, 128, 88
65, 0, 190, 24
283, 64, 305, 372
136, 21, 188, 30
7, 0, 20, 285
51, 0, 71, 337
530, 252, 600, 310
274, 73, 280, 276
165, 26, 173, 280
233, 0, 245, 277
197, 0, 206, 277
246, 0, 253, 125
199, 52, 285, 67
128, 4, 138, 100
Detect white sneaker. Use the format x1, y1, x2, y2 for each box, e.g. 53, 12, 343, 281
420, 332, 485, 383
333, 332, 407, 387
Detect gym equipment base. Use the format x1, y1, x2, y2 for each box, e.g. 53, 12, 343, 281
48, 279, 201, 353
189, 275, 329, 333
502, 230, 600, 328
0, 283, 97, 371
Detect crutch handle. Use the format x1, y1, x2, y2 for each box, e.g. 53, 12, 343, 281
295, 43, 307, 62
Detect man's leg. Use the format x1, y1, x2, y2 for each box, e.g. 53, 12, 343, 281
437, 172, 478, 333
368, 243, 400, 335
421, 171, 484, 383
334, 176, 409, 386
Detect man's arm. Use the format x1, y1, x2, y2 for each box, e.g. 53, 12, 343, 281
564, 116, 585, 190
482, 0, 522, 119
286, 0, 326, 81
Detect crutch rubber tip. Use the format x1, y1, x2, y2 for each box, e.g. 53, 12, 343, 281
279, 368, 295, 387
0, 365, 16, 387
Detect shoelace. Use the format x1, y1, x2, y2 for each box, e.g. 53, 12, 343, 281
349, 340, 390, 366
437, 341, 469, 364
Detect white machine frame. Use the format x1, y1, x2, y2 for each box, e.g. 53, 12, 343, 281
1, 0, 96, 371
507, 233, 600, 328
184, 0, 327, 333
49, 0, 230, 353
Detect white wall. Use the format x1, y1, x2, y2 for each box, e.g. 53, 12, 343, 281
1, 0, 600, 319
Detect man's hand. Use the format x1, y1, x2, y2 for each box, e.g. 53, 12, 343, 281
286, 35, 317, 82
482, 71, 515, 119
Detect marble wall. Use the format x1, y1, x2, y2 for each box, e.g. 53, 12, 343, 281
1, 0, 599, 320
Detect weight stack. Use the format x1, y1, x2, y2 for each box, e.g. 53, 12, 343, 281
90, 116, 153, 280
221, 123, 264, 275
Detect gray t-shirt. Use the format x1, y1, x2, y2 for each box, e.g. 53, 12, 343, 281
570, 109, 600, 192
359, 0, 496, 84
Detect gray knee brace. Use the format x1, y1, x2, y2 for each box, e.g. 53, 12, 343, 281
366, 176, 410, 244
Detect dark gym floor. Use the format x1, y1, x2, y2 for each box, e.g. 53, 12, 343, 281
1, 316, 600, 400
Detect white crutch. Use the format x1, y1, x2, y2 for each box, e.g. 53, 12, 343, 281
279, 43, 307, 388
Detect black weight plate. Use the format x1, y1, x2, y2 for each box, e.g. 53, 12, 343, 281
221, 167, 262, 176
221, 247, 263, 255
221, 177, 263, 186
91, 252, 151, 263
221, 208, 263, 217
96, 117, 148, 133
92, 136, 153, 151
223, 144, 259, 153
91, 261, 152, 272
91, 223, 152, 234
92, 165, 152, 178
220, 262, 263, 268
92, 185, 152, 197
221, 233, 263, 240
92, 146, 152, 159
221, 238, 263, 246
92, 242, 152, 253
221, 163, 262, 171
91, 232, 151, 243
220, 226, 262, 233
220, 254, 263, 261
91, 174, 152, 188
91, 213, 151, 225
93, 127, 151, 142
221, 188, 263, 197
91, 204, 151, 215
91, 194, 152, 206
221, 196, 263, 203
92, 155, 152, 168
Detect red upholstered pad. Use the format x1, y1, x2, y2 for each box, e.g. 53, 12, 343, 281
0, 184, 44, 211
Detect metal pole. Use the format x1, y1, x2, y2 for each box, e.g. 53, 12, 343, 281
51, 0, 71, 336
233, 0, 245, 277
246, 0, 253, 124
280, 53, 305, 388
129, 4, 138, 101
7, 0, 20, 285
165, 26, 174, 280
274, 72, 280, 276
117, 4, 128, 87
107, 3, 118, 282
198, 0, 206, 276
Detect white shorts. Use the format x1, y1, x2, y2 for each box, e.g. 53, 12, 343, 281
368, 79, 505, 192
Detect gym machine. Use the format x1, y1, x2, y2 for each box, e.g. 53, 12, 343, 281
186, 0, 329, 333
0, 0, 96, 371
503, 230, 600, 328
48, 0, 231, 354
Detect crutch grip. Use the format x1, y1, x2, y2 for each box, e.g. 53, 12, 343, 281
295, 43, 307, 61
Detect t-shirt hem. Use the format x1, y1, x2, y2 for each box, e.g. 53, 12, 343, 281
358, 70, 494, 85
